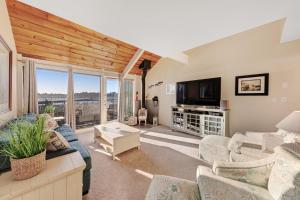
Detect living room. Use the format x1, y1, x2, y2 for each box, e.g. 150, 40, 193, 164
0, 0, 300, 200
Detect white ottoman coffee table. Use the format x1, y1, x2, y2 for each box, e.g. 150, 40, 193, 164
94, 122, 141, 160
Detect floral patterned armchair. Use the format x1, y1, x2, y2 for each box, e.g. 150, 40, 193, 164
145, 143, 300, 200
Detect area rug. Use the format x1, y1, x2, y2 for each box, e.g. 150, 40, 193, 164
79, 126, 209, 200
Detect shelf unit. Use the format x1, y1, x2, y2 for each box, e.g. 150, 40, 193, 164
171, 106, 229, 137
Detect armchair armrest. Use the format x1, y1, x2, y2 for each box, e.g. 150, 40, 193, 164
197, 166, 273, 200
212, 154, 276, 188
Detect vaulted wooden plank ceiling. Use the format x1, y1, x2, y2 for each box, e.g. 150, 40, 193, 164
6, 0, 160, 75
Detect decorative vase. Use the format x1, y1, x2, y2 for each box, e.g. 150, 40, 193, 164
49, 112, 55, 117
10, 150, 46, 180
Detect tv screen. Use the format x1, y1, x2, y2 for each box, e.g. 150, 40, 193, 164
176, 77, 221, 106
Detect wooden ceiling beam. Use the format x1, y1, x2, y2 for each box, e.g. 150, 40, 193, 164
121, 49, 144, 78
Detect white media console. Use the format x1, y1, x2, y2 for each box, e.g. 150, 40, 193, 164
171, 106, 230, 137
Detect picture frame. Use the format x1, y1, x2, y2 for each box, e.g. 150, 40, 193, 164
235, 73, 269, 96
166, 83, 176, 95
0, 34, 12, 113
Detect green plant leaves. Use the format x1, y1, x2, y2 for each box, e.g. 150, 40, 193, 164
44, 104, 56, 114
0, 117, 50, 159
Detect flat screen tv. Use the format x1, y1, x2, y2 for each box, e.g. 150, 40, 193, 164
176, 77, 221, 106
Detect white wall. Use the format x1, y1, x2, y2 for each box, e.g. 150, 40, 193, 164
146, 20, 300, 135
0, 0, 17, 126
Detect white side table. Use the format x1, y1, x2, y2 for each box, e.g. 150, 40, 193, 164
128, 116, 137, 126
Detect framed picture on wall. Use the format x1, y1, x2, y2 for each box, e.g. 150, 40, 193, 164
166, 83, 176, 94
0, 35, 12, 113
235, 73, 269, 96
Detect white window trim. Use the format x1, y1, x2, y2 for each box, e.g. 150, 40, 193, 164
23, 57, 141, 125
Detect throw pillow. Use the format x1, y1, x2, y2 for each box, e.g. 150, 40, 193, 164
213, 154, 276, 188
39, 113, 58, 131
268, 146, 300, 199
46, 130, 70, 151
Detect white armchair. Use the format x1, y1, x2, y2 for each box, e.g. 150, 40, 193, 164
198, 144, 300, 200
145, 144, 300, 200
138, 108, 147, 125
199, 131, 284, 163
197, 165, 273, 200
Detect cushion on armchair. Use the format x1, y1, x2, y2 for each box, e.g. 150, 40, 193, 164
268, 144, 300, 200
197, 166, 273, 200
55, 124, 78, 142
228, 133, 263, 154
213, 154, 276, 188
230, 147, 272, 162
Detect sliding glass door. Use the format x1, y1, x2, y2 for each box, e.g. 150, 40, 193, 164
37, 66, 126, 126
36, 68, 68, 117
74, 73, 101, 129
106, 78, 119, 121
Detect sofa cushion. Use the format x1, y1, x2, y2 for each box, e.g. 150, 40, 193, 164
230, 147, 272, 162
214, 154, 275, 188
55, 124, 78, 142
63, 134, 78, 142
268, 144, 300, 199
145, 175, 200, 200
17, 113, 37, 123
39, 113, 58, 131
47, 130, 70, 151
69, 140, 92, 171
5, 113, 37, 126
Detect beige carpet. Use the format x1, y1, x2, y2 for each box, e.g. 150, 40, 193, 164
78, 125, 209, 200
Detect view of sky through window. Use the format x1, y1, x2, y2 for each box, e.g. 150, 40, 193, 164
36, 68, 119, 94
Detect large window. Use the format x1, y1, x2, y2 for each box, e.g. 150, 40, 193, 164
36, 68, 68, 117
106, 78, 119, 121
124, 79, 134, 121
74, 73, 101, 129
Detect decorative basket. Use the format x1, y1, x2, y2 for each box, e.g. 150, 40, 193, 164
10, 150, 46, 180
128, 116, 137, 126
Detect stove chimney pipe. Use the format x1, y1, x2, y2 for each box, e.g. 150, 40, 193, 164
139, 59, 151, 108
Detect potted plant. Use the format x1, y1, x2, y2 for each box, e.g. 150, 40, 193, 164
44, 104, 56, 117
0, 117, 50, 180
